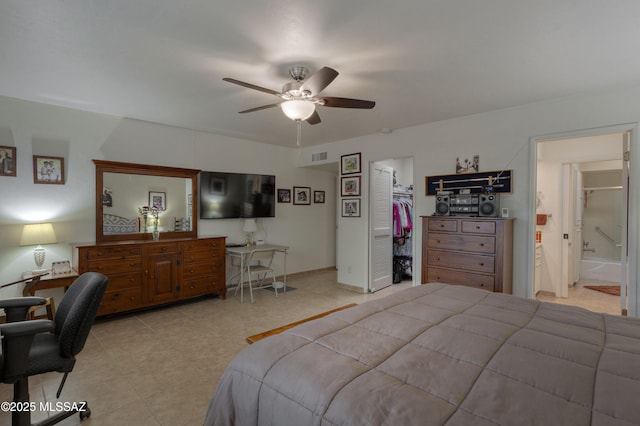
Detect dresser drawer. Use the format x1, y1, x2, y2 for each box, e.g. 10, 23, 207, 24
181, 279, 214, 298
427, 232, 495, 254
183, 262, 223, 279
428, 219, 458, 232
87, 258, 142, 274
106, 272, 143, 291
427, 250, 495, 274
98, 288, 143, 316
183, 249, 223, 263
426, 267, 495, 291
180, 239, 224, 252
145, 243, 178, 256
461, 220, 496, 234
85, 246, 142, 260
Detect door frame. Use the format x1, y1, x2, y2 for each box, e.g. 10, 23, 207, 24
529, 123, 638, 316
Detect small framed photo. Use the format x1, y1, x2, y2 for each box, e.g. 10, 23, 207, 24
341, 152, 361, 175
102, 187, 113, 207
314, 190, 325, 203
0, 146, 16, 177
33, 155, 65, 184
341, 198, 361, 217
341, 176, 361, 196
51, 260, 71, 275
277, 188, 291, 203
149, 191, 166, 211
293, 186, 311, 205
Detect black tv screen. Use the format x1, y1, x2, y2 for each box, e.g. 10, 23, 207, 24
199, 171, 276, 219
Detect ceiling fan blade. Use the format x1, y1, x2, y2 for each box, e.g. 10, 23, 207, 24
299, 67, 338, 95
238, 103, 281, 113
306, 110, 321, 125
321, 97, 376, 109
222, 78, 281, 96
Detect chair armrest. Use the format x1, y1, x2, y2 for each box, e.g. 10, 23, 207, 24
0, 297, 47, 322
0, 320, 54, 383
0, 319, 54, 338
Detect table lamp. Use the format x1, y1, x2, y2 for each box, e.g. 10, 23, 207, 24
243, 219, 257, 246
20, 223, 57, 272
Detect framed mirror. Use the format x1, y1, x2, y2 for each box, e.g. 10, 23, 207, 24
94, 160, 199, 242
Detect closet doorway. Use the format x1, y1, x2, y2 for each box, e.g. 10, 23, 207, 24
369, 157, 415, 292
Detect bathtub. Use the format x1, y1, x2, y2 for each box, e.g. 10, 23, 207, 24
580, 258, 621, 282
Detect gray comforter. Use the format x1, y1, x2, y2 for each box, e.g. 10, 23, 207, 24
206, 283, 640, 425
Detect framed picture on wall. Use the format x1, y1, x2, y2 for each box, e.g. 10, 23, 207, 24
341, 176, 361, 196
0, 146, 16, 177
293, 186, 311, 205
314, 190, 325, 203
149, 191, 166, 211
33, 155, 65, 184
278, 188, 291, 203
341, 152, 361, 175
341, 198, 360, 217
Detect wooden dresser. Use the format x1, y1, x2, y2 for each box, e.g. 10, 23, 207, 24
73, 237, 226, 316
421, 216, 514, 293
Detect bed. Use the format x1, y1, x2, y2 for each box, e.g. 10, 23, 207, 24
103, 213, 139, 234
206, 283, 640, 425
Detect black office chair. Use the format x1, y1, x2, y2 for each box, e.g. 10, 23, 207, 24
0, 272, 107, 426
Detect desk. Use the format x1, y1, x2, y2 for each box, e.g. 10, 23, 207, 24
21, 270, 79, 296
226, 244, 288, 303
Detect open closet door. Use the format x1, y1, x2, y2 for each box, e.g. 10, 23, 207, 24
621, 131, 630, 315
369, 163, 393, 292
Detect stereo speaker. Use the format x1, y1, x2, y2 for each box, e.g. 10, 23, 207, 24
479, 194, 500, 217
435, 194, 450, 216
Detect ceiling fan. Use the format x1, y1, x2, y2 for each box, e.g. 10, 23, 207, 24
222, 66, 375, 125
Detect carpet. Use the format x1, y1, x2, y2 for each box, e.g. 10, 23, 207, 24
584, 285, 620, 296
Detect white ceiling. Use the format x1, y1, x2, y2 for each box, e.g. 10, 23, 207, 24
2, 1, 640, 148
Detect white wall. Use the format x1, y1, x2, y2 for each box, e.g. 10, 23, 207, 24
0, 96, 336, 297
301, 84, 640, 315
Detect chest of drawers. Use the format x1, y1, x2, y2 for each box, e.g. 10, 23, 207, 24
421, 216, 514, 293
74, 237, 225, 316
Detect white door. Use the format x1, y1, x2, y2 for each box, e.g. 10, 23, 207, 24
369, 163, 393, 292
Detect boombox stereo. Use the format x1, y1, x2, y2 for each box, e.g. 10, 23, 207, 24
435, 192, 500, 217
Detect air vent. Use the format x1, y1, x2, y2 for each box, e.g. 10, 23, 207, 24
312, 152, 328, 162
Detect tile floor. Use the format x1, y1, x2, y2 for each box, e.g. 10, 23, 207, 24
0, 270, 412, 426
535, 277, 622, 315
1, 271, 622, 426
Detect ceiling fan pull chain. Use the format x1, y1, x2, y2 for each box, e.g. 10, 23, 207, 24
296, 120, 302, 148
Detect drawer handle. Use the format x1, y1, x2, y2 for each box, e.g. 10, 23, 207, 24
130, 296, 136, 301
161, 247, 166, 252
436, 257, 440, 261
479, 262, 484, 266
479, 243, 484, 247
190, 284, 196, 289
440, 224, 445, 228
476, 226, 481, 230
436, 240, 441, 243
480, 283, 485, 287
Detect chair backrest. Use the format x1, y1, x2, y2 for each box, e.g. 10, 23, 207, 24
54, 272, 107, 358
247, 249, 275, 267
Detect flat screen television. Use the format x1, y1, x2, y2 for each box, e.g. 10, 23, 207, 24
199, 171, 276, 219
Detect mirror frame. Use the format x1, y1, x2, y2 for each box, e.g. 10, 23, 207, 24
94, 159, 199, 243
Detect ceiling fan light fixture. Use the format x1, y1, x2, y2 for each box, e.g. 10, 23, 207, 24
280, 100, 315, 121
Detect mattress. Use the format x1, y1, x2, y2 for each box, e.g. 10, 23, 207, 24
206, 283, 640, 425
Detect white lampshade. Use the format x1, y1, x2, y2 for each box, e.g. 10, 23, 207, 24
280, 100, 315, 121
20, 223, 57, 271
20, 223, 57, 246
243, 219, 257, 233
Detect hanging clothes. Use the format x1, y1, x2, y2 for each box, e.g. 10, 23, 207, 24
392, 195, 413, 279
